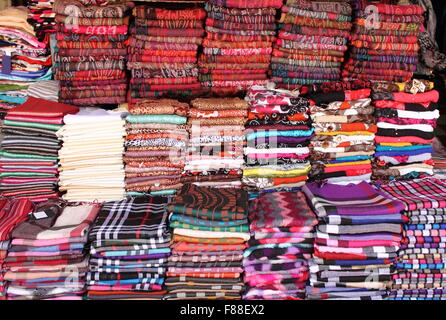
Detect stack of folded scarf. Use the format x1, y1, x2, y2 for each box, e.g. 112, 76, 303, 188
4, 199, 100, 300
27, 0, 57, 43
184, 97, 248, 188
87, 197, 171, 300
378, 178, 446, 300
243, 85, 313, 193
308, 88, 376, 184
0, 79, 58, 125
53, 0, 133, 105
0, 199, 33, 300
433, 138, 446, 178
165, 184, 249, 300
199, 0, 281, 96
25, 80, 60, 102
243, 191, 317, 299
0, 7, 53, 83
372, 80, 439, 181
57, 108, 126, 202
0, 80, 59, 125
343, 3, 425, 82
0, 97, 79, 202
303, 181, 406, 300
272, 0, 352, 88
0, 82, 29, 125
124, 99, 188, 197
128, 5, 206, 100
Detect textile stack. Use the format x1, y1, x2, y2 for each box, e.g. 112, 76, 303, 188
0, 82, 28, 126
87, 197, 171, 300
272, 0, 352, 88
308, 88, 376, 184
53, 0, 132, 105
128, 5, 206, 100
372, 81, 440, 180
303, 181, 406, 300
0, 97, 79, 202
26, 80, 60, 102
378, 179, 446, 300
242, 85, 313, 193
0, 7, 52, 91
184, 97, 248, 188
57, 109, 126, 202
343, 3, 424, 82
165, 184, 249, 300
199, 0, 281, 96
433, 138, 446, 178
27, 0, 57, 43
0, 79, 59, 126
0, 199, 32, 300
4, 200, 100, 300
243, 191, 317, 300
124, 99, 188, 197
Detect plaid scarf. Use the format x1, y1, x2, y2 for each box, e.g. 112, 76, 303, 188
88, 197, 170, 246
378, 179, 446, 211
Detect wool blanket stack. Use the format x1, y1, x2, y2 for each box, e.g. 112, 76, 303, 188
87, 197, 171, 300
243, 85, 313, 192
184, 97, 248, 188
199, 0, 281, 96
273, 0, 352, 88
4, 200, 99, 300
0, 97, 79, 202
124, 98, 189, 196
165, 184, 249, 299
128, 5, 206, 100
53, 0, 133, 105
379, 179, 446, 300
372, 80, 439, 180
308, 88, 376, 184
0, 7, 53, 84
57, 108, 126, 202
343, 3, 425, 82
243, 191, 317, 299
303, 181, 406, 300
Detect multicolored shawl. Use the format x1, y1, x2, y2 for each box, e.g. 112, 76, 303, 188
302, 181, 405, 217
249, 191, 317, 231
168, 184, 248, 221
378, 179, 446, 211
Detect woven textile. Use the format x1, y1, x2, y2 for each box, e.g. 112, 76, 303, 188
53, 0, 132, 105
342, 3, 425, 82
87, 197, 170, 300
303, 181, 405, 300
